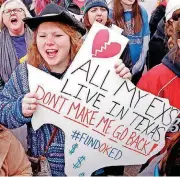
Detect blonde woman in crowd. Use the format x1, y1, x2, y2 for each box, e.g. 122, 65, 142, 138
0, 0, 32, 148
0, 0, 32, 90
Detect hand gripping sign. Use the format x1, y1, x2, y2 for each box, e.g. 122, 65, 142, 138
29, 22, 179, 176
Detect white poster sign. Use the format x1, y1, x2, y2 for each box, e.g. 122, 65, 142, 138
29, 23, 179, 176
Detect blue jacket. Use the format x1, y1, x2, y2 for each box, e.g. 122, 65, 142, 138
0, 62, 65, 176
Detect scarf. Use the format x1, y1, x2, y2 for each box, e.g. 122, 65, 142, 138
0, 26, 32, 83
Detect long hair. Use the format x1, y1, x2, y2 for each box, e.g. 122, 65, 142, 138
168, 9, 180, 63
83, 13, 112, 31
28, 22, 83, 69
165, 20, 175, 50
113, 0, 142, 34
159, 132, 180, 176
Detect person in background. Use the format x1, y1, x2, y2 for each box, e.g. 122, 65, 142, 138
0, 124, 32, 176
149, 0, 168, 38
112, 0, 150, 85
0, 0, 32, 150
83, 0, 132, 71
137, 7, 180, 175
0, 4, 131, 176
83, 0, 111, 30
147, 0, 180, 70
34, 0, 53, 15
34, 0, 81, 15
0, 0, 32, 91
22, 0, 36, 16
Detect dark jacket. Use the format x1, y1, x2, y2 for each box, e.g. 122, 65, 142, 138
121, 44, 133, 71
147, 18, 168, 70
149, 2, 166, 38
22, 0, 36, 16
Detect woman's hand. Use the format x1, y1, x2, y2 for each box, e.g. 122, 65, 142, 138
114, 59, 132, 80
22, 93, 38, 117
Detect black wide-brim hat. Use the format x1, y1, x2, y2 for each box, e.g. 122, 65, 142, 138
23, 3, 86, 36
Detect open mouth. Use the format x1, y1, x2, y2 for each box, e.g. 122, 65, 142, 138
96, 19, 103, 23
10, 17, 18, 25
46, 49, 58, 58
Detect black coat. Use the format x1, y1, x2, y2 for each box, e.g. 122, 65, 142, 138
147, 18, 168, 70
149, 4, 166, 38
121, 45, 133, 71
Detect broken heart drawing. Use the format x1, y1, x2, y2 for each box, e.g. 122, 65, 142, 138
92, 29, 121, 58
29, 23, 179, 176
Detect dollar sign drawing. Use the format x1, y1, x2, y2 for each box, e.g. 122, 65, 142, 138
73, 156, 85, 169
79, 172, 85, 176
69, 143, 78, 155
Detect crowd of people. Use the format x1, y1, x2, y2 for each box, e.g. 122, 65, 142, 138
0, 0, 179, 176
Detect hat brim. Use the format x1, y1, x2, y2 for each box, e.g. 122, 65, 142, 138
23, 11, 86, 36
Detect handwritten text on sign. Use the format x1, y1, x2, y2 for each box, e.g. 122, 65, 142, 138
29, 23, 179, 176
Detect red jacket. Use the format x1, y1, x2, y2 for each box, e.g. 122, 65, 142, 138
138, 55, 180, 149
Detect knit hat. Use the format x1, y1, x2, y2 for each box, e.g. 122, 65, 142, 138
84, 0, 109, 15
165, 0, 180, 22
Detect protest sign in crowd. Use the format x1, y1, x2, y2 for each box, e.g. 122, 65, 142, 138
0, 0, 180, 176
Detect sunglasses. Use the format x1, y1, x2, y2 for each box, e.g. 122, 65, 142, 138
3, 8, 24, 16
172, 13, 180, 21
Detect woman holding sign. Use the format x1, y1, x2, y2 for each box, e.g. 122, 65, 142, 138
137, 8, 180, 175
0, 3, 132, 176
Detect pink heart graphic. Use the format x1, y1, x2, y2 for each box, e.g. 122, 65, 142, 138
92, 29, 121, 58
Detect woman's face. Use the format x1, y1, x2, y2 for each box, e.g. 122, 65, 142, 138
2, 2, 25, 36
37, 22, 71, 73
87, 7, 108, 26
120, 0, 136, 8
